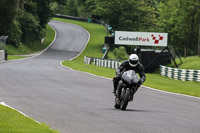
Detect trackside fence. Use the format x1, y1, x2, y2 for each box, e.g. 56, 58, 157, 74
84, 56, 121, 69
160, 65, 200, 82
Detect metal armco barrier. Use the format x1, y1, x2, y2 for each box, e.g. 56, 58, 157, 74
84, 56, 121, 69
160, 65, 200, 82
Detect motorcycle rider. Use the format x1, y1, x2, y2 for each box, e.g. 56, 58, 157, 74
113, 54, 146, 102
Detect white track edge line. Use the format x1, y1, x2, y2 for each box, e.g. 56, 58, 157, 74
60, 62, 111, 80
0, 22, 88, 129
6, 24, 57, 62
0, 102, 55, 131
143, 86, 200, 100
68, 23, 90, 61
0, 24, 58, 126
58, 22, 200, 101
60, 62, 200, 100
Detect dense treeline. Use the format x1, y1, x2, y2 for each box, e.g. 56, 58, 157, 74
0, 0, 200, 56
52, 0, 200, 56
0, 0, 65, 47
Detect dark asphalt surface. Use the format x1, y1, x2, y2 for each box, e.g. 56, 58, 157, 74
0, 20, 200, 133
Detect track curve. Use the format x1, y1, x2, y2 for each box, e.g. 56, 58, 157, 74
0, 20, 200, 133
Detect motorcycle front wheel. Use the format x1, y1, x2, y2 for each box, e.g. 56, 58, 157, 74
120, 88, 130, 110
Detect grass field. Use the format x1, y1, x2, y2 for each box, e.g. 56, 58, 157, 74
170, 56, 200, 70
56, 17, 200, 98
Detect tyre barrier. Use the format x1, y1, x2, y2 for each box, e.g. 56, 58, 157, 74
160, 65, 200, 82
84, 56, 121, 69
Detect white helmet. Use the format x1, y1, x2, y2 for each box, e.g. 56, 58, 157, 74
129, 54, 139, 67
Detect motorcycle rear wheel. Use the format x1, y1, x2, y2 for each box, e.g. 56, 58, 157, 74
114, 97, 120, 109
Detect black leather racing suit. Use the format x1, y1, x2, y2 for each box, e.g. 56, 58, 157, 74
113, 60, 146, 93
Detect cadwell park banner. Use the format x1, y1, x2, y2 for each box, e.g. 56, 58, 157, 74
115, 31, 168, 47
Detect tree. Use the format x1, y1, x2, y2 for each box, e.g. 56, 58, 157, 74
0, 0, 17, 36
113, 46, 128, 60
16, 0, 24, 11
66, 0, 79, 16
34, 0, 66, 29
0, 0, 66, 46
17, 9, 40, 43
86, 0, 157, 32
0, 0, 22, 46
157, 0, 200, 56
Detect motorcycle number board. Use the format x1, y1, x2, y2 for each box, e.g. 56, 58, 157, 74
115, 31, 168, 47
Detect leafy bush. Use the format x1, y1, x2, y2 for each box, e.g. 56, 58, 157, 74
17, 9, 41, 43
6, 20, 22, 47
113, 46, 128, 60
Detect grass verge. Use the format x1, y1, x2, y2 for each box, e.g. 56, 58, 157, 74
7, 55, 26, 60
7, 24, 55, 60
169, 56, 200, 70
57, 17, 200, 98
0, 104, 58, 133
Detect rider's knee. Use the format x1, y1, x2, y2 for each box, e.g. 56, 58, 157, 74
113, 75, 120, 82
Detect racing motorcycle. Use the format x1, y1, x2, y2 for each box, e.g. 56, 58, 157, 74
114, 70, 140, 110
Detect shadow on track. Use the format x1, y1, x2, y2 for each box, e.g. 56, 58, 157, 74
105, 108, 154, 113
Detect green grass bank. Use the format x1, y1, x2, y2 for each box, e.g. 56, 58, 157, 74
55, 18, 200, 98
169, 56, 200, 70
7, 24, 55, 60
0, 104, 58, 133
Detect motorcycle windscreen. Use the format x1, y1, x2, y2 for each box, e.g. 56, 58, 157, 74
122, 70, 140, 84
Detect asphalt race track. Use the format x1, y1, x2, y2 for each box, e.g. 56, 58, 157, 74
0, 20, 200, 133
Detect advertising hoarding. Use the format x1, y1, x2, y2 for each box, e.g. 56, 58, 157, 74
115, 31, 168, 47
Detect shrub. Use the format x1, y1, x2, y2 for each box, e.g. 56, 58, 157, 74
113, 46, 128, 60
17, 9, 41, 43
6, 20, 22, 47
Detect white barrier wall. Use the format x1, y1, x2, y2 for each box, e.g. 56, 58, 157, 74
0, 50, 5, 61
84, 56, 121, 69
160, 65, 200, 82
